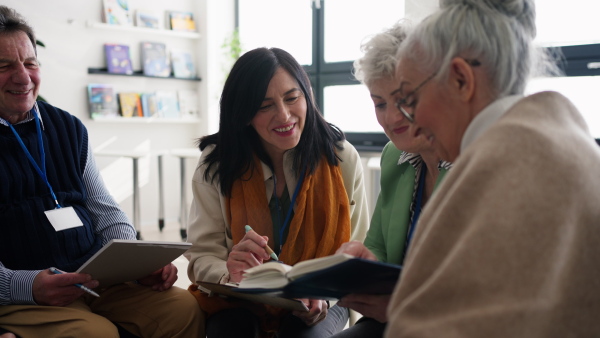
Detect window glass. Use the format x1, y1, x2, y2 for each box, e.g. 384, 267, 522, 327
526, 77, 600, 138
324, 84, 382, 133
238, 0, 313, 65
535, 1, 600, 46
324, 0, 405, 63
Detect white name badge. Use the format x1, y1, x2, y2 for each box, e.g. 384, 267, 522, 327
44, 206, 84, 231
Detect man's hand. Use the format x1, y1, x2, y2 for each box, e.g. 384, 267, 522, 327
32, 269, 98, 306
293, 299, 328, 326
338, 293, 389, 323
136, 263, 178, 291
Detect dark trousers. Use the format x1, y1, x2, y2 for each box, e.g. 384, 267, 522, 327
329, 317, 387, 338
206, 305, 349, 338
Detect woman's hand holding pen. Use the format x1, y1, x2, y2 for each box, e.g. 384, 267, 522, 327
227, 229, 272, 283
293, 299, 328, 326
32, 269, 98, 306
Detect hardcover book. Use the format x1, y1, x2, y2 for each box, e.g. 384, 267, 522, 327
103, 0, 132, 26
197, 281, 309, 312
155, 90, 180, 118
135, 9, 163, 29
141, 41, 170, 77
168, 11, 196, 32
87, 84, 119, 119
104, 44, 133, 75
118, 92, 143, 117
140, 92, 159, 117
170, 49, 196, 79
177, 89, 199, 118
235, 254, 402, 300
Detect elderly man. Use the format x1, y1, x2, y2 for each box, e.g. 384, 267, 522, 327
0, 6, 203, 337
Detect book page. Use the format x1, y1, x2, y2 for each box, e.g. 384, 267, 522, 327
238, 262, 293, 289
287, 254, 353, 280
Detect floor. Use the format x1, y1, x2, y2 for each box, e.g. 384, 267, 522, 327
139, 223, 192, 290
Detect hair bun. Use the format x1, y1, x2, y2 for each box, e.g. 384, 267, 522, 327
440, 0, 536, 38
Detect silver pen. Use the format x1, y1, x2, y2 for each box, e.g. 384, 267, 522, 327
49, 267, 100, 297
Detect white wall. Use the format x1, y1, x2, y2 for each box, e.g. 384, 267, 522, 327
3, 0, 436, 234
3, 0, 234, 235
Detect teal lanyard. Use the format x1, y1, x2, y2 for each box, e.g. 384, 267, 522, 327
1, 108, 61, 208
273, 166, 306, 254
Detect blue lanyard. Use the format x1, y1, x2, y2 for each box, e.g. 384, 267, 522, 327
1, 108, 61, 208
404, 165, 427, 255
273, 167, 306, 253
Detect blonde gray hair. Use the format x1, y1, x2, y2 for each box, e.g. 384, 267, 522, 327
353, 20, 412, 87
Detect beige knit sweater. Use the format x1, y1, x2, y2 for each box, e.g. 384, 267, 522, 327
386, 92, 600, 338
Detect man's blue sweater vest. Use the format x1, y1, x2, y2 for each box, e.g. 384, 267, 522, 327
0, 101, 102, 272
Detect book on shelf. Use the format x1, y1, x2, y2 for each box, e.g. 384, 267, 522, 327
87, 84, 119, 119
168, 11, 196, 32
135, 9, 164, 29
118, 92, 143, 117
177, 89, 199, 119
170, 49, 196, 79
155, 90, 180, 118
197, 281, 309, 312
104, 43, 133, 75
141, 41, 170, 77
102, 0, 133, 26
140, 92, 159, 117
234, 254, 402, 300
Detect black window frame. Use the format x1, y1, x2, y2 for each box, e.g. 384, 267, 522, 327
236, 0, 390, 152
236, 2, 600, 152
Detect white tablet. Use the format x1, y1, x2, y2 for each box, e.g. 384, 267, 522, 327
76, 239, 191, 287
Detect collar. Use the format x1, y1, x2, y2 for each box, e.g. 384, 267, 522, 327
398, 151, 452, 171
0, 102, 44, 129
461, 95, 522, 152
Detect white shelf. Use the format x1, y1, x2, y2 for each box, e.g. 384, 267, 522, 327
91, 117, 201, 124
86, 21, 201, 39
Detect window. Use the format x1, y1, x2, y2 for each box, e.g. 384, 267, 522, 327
529, 1, 600, 138
238, 0, 405, 151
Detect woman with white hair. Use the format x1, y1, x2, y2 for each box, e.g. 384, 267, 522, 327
386, 0, 600, 337
332, 21, 450, 338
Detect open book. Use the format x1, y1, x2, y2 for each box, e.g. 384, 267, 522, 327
197, 281, 309, 312
235, 254, 401, 300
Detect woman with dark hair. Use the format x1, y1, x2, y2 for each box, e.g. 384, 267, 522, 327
186, 47, 369, 338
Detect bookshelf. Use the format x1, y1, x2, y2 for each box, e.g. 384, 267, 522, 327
86, 16, 201, 123
86, 20, 201, 39
88, 67, 201, 81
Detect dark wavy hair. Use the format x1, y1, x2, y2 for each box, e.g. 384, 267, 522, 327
0, 6, 36, 55
199, 47, 345, 197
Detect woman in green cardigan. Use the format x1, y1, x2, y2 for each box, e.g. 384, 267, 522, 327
331, 21, 451, 338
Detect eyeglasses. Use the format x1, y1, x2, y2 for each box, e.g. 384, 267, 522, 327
394, 72, 437, 123
394, 59, 481, 123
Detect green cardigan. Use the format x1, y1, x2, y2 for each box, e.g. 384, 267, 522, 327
364, 142, 448, 265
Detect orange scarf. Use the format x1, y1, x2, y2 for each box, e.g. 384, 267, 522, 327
190, 154, 351, 336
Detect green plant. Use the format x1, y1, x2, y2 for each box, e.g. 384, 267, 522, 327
221, 28, 242, 81
222, 28, 242, 62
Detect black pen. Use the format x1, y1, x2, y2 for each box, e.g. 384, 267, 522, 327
49, 267, 100, 297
